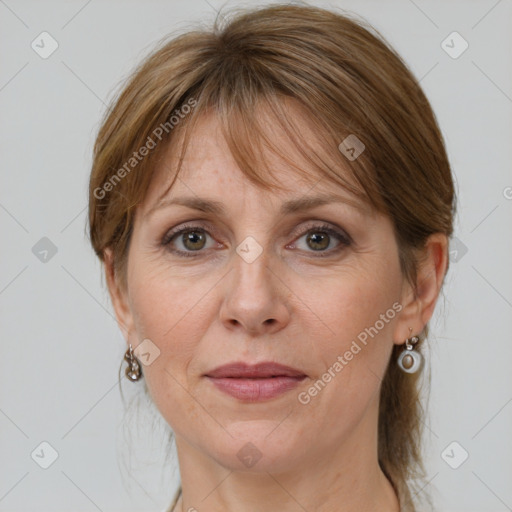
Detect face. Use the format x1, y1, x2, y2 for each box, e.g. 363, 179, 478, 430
110, 108, 416, 474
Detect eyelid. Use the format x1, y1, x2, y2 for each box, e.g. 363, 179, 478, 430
161, 220, 219, 245
288, 220, 352, 245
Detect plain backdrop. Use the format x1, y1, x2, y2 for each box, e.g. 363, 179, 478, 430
1, 0, 511, 511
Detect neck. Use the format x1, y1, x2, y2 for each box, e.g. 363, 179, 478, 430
172, 471, 398, 512
170, 397, 400, 512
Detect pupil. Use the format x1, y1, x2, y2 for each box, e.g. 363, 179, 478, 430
184, 231, 205, 250
308, 232, 329, 250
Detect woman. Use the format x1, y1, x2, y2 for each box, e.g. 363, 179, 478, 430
88, 3, 455, 511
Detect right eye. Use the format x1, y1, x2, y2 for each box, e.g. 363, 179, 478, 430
161, 224, 219, 257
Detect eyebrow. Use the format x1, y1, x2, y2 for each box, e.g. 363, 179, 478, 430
145, 192, 369, 219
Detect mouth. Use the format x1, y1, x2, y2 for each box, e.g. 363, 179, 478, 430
204, 362, 307, 402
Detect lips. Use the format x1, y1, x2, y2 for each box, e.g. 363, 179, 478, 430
205, 362, 306, 379
205, 362, 307, 402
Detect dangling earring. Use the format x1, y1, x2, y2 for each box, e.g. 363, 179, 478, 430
397, 328, 423, 373
124, 344, 142, 381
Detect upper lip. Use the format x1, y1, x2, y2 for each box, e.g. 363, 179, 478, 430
205, 362, 307, 378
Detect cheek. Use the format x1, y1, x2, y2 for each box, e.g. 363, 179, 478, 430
125, 254, 223, 395
126, 266, 213, 429
296, 262, 401, 413
304, 264, 401, 357
127, 246, 216, 337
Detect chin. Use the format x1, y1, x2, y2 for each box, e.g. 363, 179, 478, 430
205, 422, 309, 473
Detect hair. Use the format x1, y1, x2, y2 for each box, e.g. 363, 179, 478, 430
88, 3, 456, 510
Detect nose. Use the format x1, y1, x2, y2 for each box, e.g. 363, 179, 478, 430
219, 247, 291, 336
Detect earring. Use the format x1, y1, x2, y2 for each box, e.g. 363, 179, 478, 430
397, 328, 423, 373
124, 344, 142, 381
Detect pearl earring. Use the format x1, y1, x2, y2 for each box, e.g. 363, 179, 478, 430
397, 328, 423, 373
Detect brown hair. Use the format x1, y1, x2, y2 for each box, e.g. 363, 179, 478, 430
89, 3, 455, 510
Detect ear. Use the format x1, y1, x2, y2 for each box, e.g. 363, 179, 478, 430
392, 233, 449, 344
103, 248, 135, 344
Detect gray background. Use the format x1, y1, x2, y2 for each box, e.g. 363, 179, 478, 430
1, 0, 511, 511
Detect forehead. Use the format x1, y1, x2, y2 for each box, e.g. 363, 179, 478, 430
142, 104, 365, 213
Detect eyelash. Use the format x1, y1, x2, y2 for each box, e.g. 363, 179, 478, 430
161, 221, 352, 258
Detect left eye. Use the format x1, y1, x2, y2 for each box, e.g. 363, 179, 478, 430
292, 225, 351, 255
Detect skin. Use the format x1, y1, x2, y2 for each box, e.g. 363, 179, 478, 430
105, 107, 448, 512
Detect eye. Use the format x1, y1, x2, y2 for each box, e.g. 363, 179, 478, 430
291, 223, 351, 256
162, 223, 218, 257
161, 221, 351, 258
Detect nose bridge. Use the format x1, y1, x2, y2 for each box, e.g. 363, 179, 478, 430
219, 235, 290, 334
229, 194, 275, 288
231, 236, 275, 306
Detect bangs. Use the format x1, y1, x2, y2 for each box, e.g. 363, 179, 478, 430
155, 88, 386, 215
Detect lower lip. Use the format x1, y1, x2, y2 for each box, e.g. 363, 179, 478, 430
206, 376, 306, 402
